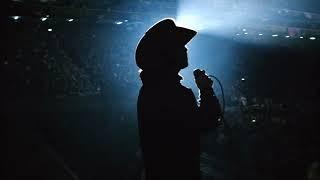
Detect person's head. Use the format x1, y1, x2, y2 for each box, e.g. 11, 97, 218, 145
135, 18, 196, 73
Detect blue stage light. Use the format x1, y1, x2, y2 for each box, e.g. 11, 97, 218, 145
115, 21, 123, 25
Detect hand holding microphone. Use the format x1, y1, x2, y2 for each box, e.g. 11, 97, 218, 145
193, 69, 225, 120
193, 69, 213, 90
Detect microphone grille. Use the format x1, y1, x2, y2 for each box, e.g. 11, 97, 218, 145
193, 69, 203, 78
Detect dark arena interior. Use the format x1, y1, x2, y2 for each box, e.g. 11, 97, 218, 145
2, 0, 320, 180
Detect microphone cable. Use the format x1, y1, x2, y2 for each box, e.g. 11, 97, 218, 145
208, 74, 225, 121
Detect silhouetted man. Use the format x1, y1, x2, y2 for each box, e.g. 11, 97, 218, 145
136, 19, 221, 180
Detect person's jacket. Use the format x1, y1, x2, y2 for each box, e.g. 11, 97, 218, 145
137, 70, 221, 180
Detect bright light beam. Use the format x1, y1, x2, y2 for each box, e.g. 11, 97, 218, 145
12, 16, 20, 20
177, 0, 262, 36
176, 0, 225, 32
41, 17, 47, 21
177, 0, 302, 44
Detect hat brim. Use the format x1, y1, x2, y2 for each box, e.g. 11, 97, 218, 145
174, 26, 197, 46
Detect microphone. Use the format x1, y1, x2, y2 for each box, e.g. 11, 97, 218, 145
193, 68, 213, 91
193, 68, 225, 119
193, 69, 206, 79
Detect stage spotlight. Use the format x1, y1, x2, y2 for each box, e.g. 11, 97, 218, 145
242, 29, 246, 32
67, 18, 74, 22
48, 28, 53, 32
252, 119, 256, 123
310, 37, 316, 40
244, 32, 248, 35
285, 35, 290, 38
41, 17, 47, 21
115, 21, 123, 25
272, 34, 278, 37
12, 16, 20, 20
258, 33, 263, 36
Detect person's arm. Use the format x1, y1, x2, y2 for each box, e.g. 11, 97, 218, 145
194, 72, 222, 132
198, 87, 222, 131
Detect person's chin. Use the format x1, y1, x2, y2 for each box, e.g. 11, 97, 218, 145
180, 62, 188, 69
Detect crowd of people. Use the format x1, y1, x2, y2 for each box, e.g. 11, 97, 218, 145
2, 20, 141, 99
